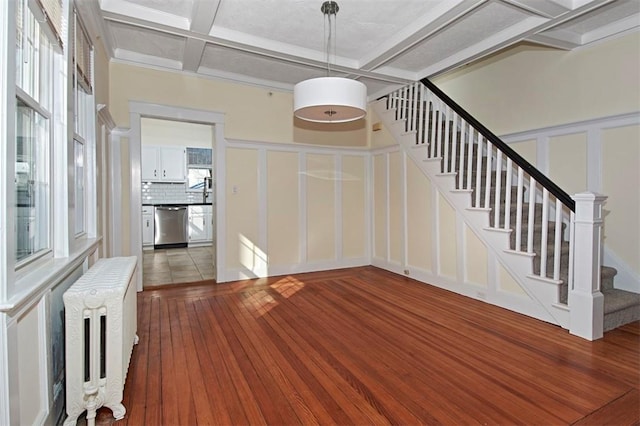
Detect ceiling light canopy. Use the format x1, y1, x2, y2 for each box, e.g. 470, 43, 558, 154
293, 1, 367, 123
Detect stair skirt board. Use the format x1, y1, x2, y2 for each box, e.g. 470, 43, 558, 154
371, 258, 560, 326
371, 97, 637, 333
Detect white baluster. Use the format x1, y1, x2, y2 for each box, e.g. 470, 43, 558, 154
540, 189, 549, 278
443, 106, 450, 172
466, 127, 474, 190
475, 136, 483, 208
458, 120, 466, 189
494, 151, 502, 228
484, 142, 492, 209
418, 84, 425, 145
515, 168, 524, 251
430, 97, 437, 158
504, 158, 512, 231
436, 100, 443, 158
553, 198, 562, 281
451, 113, 458, 177
527, 177, 536, 254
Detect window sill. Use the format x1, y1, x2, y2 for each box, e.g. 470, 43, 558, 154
0, 237, 102, 315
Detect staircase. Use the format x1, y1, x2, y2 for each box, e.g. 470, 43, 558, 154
373, 79, 640, 338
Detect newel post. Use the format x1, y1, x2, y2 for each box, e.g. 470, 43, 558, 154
569, 192, 607, 340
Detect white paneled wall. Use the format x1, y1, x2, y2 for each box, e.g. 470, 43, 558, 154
223, 139, 370, 282
502, 113, 640, 292
371, 146, 534, 314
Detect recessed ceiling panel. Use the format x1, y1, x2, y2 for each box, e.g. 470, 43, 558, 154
200, 44, 341, 85
108, 21, 186, 62
544, 0, 640, 34
385, 1, 533, 72
212, 0, 443, 59
357, 77, 401, 97
122, 0, 195, 19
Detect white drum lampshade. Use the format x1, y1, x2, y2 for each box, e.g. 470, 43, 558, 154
294, 77, 367, 123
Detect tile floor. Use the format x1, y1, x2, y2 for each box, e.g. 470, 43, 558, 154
142, 246, 215, 288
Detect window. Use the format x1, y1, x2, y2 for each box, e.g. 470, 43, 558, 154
15, 99, 51, 262
14, 1, 54, 265
74, 139, 85, 235
186, 147, 213, 192
72, 10, 93, 237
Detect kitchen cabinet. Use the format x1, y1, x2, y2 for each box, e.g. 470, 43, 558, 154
188, 205, 213, 245
142, 206, 155, 248
142, 146, 186, 182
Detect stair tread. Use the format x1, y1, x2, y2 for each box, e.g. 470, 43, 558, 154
603, 289, 640, 314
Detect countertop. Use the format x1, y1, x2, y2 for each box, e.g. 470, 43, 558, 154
143, 202, 212, 206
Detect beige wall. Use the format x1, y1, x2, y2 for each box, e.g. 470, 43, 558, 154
602, 125, 640, 275
438, 193, 457, 279
226, 148, 260, 273
548, 133, 587, 196
267, 151, 300, 266
435, 33, 640, 135
109, 62, 368, 147
373, 154, 387, 259
342, 156, 367, 259
388, 151, 403, 263
464, 225, 487, 287
406, 157, 432, 272
306, 154, 336, 262
141, 118, 213, 148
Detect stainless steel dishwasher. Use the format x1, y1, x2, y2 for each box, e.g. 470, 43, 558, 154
154, 205, 188, 248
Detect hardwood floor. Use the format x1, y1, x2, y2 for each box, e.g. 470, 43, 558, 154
96, 266, 639, 425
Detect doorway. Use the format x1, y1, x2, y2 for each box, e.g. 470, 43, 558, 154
128, 102, 227, 291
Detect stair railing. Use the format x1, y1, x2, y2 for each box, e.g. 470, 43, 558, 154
385, 79, 579, 303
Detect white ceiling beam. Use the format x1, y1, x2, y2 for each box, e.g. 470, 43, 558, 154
358, 0, 486, 71
499, 0, 569, 17
581, 14, 640, 44
115, 48, 183, 70
101, 11, 411, 85
100, 0, 190, 30
190, 0, 220, 34
182, 38, 206, 72
525, 33, 580, 49
419, 15, 549, 77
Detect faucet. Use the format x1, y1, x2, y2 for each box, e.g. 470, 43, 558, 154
203, 177, 212, 203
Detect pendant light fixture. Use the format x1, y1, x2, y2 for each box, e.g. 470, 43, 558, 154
293, 1, 367, 123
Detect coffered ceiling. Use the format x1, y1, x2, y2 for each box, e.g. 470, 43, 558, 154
77, 0, 640, 98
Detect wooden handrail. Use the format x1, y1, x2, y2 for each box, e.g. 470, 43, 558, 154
420, 78, 575, 211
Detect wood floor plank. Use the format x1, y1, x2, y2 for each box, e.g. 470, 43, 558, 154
209, 294, 292, 424
107, 266, 640, 426
326, 276, 626, 420
159, 297, 179, 423
166, 298, 197, 426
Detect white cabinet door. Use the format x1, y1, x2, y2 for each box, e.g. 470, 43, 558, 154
160, 147, 186, 181
188, 205, 212, 244
142, 214, 154, 246
205, 211, 214, 241
141, 146, 185, 182
141, 146, 160, 181
189, 214, 208, 242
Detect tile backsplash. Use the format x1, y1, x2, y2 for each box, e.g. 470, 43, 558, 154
142, 182, 211, 204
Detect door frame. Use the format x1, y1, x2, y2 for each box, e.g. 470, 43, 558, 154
129, 102, 227, 290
